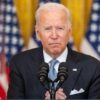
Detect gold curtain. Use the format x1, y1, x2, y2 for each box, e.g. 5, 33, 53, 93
60, 0, 93, 50
14, 0, 39, 48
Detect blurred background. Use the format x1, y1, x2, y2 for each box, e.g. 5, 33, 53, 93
0, 0, 100, 99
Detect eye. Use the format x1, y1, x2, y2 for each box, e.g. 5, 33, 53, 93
58, 28, 63, 30
57, 27, 64, 30
44, 27, 51, 30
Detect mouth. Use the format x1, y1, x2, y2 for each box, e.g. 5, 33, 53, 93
49, 43, 60, 45
49, 43, 60, 46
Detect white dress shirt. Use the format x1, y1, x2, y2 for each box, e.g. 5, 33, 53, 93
43, 47, 68, 73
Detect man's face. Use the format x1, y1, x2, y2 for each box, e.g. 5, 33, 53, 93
36, 10, 71, 58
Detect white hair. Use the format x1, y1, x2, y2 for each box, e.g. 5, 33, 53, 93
35, 2, 71, 25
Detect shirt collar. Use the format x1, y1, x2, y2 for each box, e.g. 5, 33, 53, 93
43, 50, 52, 64
43, 47, 68, 63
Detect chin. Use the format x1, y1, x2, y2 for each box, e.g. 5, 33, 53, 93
51, 49, 61, 56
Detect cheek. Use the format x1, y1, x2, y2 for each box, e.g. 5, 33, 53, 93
40, 36, 49, 45
61, 34, 69, 43
65, 32, 70, 41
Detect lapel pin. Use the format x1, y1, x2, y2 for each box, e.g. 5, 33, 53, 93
72, 68, 77, 71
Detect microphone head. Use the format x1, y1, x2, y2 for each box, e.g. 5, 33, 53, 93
58, 62, 68, 82
38, 62, 49, 83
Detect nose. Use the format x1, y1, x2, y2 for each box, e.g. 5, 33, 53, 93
51, 28, 58, 39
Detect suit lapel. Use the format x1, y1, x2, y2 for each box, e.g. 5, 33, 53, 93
29, 47, 47, 97
62, 47, 82, 97
30, 47, 44, 74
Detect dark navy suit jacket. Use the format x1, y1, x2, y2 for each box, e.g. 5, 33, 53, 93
7, 46, 100, 99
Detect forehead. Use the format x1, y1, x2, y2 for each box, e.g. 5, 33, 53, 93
41, 7, 66, 15
40, 9, 67, 21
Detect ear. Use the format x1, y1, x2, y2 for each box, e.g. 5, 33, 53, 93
69, 27, 72, 37
67, 23, 72, 38
35, 25, 41, 41
66, 22, 72, 44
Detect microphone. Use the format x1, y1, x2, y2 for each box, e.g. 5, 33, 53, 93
56, 62, 68, 90
38, 62, 50, 90
38, 62, 49, 83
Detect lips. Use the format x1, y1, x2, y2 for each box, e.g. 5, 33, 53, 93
49, 43, 60, 47
49, 43, 60, 45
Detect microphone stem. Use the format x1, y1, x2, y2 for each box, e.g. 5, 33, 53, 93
50, 82, 56, 100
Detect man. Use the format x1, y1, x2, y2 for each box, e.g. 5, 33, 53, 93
7, 2, 100, 99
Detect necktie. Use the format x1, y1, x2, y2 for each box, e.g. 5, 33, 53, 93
48, 59, 58, 81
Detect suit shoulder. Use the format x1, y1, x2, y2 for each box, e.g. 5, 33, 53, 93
71, 49, 100, 66
10, 47, 42, 62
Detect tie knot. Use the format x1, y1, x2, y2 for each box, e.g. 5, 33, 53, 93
50, 59, 58, 67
